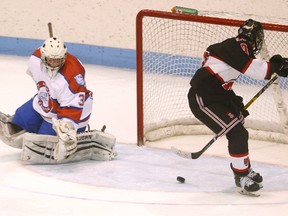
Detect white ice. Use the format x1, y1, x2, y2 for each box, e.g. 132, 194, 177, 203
0, 56, 288, 216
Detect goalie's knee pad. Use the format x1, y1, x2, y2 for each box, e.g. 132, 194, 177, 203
0, 112, 26, 148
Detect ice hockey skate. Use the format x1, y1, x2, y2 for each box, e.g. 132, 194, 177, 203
234, 169, 263, 197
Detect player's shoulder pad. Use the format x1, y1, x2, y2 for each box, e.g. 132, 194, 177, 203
60, 53, 85, 79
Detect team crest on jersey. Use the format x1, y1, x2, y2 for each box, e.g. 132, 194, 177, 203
74, 74, 85, 86
37, 81, 53, 113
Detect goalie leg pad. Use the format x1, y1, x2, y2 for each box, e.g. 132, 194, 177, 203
77, 130, 117, 161
21, 130, 117, 164
0, 112, 26, 149
21, 133, 59, 163
21, 133, 92, 164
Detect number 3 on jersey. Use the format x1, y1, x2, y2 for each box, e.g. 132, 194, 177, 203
79, 93, 85, 106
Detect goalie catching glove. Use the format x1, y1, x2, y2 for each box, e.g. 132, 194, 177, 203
52, 118, 77, 160
269, 55, 288, 77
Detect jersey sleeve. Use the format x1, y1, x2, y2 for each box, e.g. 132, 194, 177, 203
207, 38, 271, 80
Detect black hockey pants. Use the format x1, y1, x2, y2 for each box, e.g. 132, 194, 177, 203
188, 87, 249, 155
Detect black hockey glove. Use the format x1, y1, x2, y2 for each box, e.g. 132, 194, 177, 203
276, 66, 288, 77
269, 54, 283, 64
270, 55, 288, 77
230, 96, 249, 118
241, 107, 250, 118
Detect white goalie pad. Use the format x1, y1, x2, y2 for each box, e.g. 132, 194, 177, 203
0, 112, 26, 149
21, 130, 117, 164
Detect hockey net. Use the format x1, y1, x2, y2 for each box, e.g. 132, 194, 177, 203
136, 9, 288, 146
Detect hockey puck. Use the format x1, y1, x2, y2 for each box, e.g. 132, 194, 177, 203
177, 176, 185, 183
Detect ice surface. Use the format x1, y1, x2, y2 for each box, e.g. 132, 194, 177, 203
1, 56, 288, 216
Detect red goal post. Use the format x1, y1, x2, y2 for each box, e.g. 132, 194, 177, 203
136, 9, 288, 146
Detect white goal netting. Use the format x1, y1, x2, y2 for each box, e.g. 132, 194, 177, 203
136, 10, 288, 145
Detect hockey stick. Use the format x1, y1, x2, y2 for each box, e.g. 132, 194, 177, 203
171, 74, 278, 159
48, 22, 53, 37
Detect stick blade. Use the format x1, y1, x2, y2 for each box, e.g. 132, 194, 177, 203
191, 152, 201, 159
171, 146, 192, 159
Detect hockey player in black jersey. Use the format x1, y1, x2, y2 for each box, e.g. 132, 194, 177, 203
188, 19, 288, 195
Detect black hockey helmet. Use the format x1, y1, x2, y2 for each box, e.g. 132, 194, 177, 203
238, 19, 264, 55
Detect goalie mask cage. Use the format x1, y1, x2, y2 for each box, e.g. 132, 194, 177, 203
136, 9, 288, 146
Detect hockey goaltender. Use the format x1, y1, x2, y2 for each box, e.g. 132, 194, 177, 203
0, 37, 117, 164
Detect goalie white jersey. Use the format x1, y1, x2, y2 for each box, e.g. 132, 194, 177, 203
27, 49, 93, 130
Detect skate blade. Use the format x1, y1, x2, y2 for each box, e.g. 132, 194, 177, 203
238, 188, 260, 197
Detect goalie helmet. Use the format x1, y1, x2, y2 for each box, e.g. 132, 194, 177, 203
40, 37, 67, 77
238, 19, 264, 55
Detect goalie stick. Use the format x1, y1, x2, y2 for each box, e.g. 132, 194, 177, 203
48, 22, 53, 37
171, 74, 279, 159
